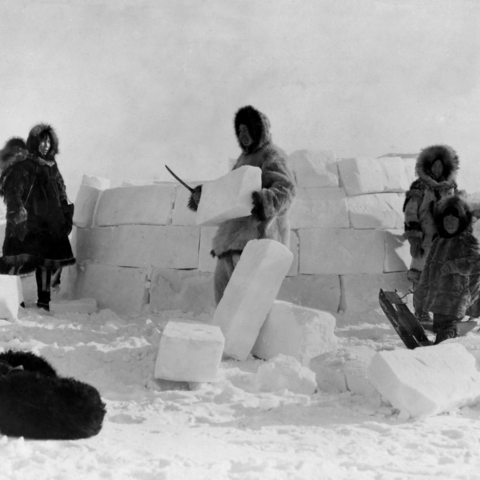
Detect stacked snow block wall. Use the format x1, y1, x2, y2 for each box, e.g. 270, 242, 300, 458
66, 151, 416, 321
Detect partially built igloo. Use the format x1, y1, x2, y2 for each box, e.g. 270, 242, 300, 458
63, 151, 417, 322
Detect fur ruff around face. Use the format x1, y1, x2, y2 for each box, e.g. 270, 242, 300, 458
26, 123, 59, 160
415, 144, 459, 189
234, 106, 272, 154
0, 137, 29, 173
434, 195, 473, 239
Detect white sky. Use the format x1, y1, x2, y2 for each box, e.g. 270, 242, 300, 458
1, 0, 479, 196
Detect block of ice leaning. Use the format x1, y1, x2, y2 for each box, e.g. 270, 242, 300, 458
50, 298, 97, 315
0, 275, 22, 320
196, 166, 262, 226
288, 150, 338, 188
73, 184, 102, 228
212, 239, 293, 361
154, 321, 225, 383
256, 354, 317, 394
251, 300, 337, 366
367, 344, 480, 417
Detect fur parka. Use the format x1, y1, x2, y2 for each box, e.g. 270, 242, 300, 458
0, 124, 75, 274
415, 196, 480, 318
210, 106, 296, 258
403, 145, 459, 270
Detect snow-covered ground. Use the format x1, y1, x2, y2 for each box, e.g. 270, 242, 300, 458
1, 300, 480, 480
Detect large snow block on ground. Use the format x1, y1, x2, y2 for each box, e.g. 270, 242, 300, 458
252, 300, 337, 366
367, 344, 480, 417
347, 193, 404, 229
75, 225, 199, 269
384, 229, 411, 272
172, 182, 204, 226
73, 184, 102, 228
256, 354, 317, 394
342, 272, 410, 316
311, 345, 377, 395
289, 188, 349, 229
95, 185, 176, 226
149, 269, 215, 315
50, 298, 97, 315
338, 157, 409, 196
196, 166, 262, 226
277, 274, 340, 313
299, 229, 385, 274
0, 275, 22, 319
212, 239, 293, 361
154, 321, 225, 383
288, 150, 338, 188
73, 263, 149, 315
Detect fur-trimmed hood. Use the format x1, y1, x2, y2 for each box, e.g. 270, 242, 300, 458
434, 195, 473, 239
234, 106, 271, 154
26, 124, 59, 160
0, 137, 29, 172
415, 145, 459, 189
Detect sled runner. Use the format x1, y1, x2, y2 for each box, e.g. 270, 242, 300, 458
379, 289, 433, 349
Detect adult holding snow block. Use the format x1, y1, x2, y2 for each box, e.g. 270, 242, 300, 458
195, 166, 262, 226
0, 350, 106, 439
188, 105, 296, 304
403, 145, 459, 323
154, 321, 225, 383
0, 125, 75, 311
212, 239, 293, 361
367, 344, 480, 417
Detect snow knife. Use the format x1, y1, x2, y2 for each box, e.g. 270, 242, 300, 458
165, 165, 195, 193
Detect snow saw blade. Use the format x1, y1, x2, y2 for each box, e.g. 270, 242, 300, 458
165, 165, 195, 193
379, 289, 432, 349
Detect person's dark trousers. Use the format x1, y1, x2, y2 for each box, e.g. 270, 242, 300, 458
35, 267, 51, 311
433, 313, 459, 345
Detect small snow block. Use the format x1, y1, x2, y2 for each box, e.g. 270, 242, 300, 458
196, 166, 262, 226
251, 300, 337, 366
367, 343, 480, 417
0, 275, 22, 320
50, 298, 97, 315
288, 150, 338, 188
73, 184, 102, 228
212, 239, 293, 361
154, 321, 225, 383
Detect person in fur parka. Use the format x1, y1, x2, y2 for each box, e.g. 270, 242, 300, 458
415, 195, 480, 344
188, 106, 296, 304
403, 144, 459, 320
0, 124, 75, 310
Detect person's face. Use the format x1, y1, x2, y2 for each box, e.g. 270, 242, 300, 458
443, 214, 460, 234
39, 136, 50, 156
238, 124, 252, 148
431, 160, 444, 180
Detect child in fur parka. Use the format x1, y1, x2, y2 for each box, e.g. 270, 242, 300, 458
415, 195, 480, 344
403, 145, 459, 322
188, 106, 296, 304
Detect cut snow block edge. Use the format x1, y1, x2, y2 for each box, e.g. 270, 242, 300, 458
196, 165, 262, 226
367, 344, 480, 417
154, 321, 225, 383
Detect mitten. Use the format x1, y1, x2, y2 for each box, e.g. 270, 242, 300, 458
187, 185, 203, 212
9, 207, 27, 241
408, 236, 424, 258
251, 191, 267, 222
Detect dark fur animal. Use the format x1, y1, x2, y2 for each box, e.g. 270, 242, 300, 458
0, 350, 106, 440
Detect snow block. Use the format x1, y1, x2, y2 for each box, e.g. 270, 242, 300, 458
287, 230, 299, 277
256, 354, 317, 394
73, 263, 149, 315
75, 225, 199, 269
299, 229, 385, 274
367, 344, 480, 417
311, 346, 376, 395
73, 184, 102, 228
252, 300, 337, 366
198, 227, 219, 272
378, 157, 415, 193
347, 193, 404, 229
0, 275, 22, 320
95, 184, 176, 226
384, 229, 411, 272
50, 298, 97, 315
149, 269, 216, 315
196, 166, 262, 226
211, 239, 293, 361
277, 274, 341, 313
288, 150, 339, 188
289, 188, 349, 229
154, 321, 225, 383
81, 174, 110, 190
